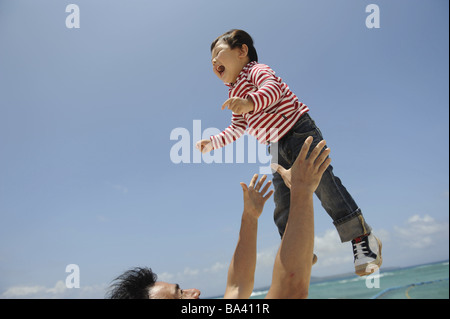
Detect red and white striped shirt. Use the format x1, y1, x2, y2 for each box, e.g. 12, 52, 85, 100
210, 61, 309, 149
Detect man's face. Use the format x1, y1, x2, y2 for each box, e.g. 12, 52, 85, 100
148, 281, 201, 299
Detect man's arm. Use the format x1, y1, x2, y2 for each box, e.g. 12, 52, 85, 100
224, 175, 273, 299
266, 137, 331, 299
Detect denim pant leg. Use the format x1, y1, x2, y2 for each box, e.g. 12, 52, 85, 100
315, 164, 372, 242
271, 114, 371, 242
271, 142, 291, 238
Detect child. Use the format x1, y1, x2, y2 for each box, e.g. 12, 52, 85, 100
196, 29, 382, 276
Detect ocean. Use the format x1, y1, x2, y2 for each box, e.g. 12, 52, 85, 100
249, 260, 449, 299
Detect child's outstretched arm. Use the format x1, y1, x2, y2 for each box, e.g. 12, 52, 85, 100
196, 113, 247, 153
223, 174, 273, 299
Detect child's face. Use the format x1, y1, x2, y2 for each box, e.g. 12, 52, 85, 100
211, 40, 249, 84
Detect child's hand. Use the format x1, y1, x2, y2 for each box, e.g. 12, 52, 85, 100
196, 139, 213, 153
221, 97, 254, 115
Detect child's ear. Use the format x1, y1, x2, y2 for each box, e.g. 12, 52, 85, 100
239, 44, 249, 59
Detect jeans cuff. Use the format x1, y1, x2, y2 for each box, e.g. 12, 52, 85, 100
333, 209, 372, 242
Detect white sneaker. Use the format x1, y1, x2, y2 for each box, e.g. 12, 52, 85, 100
352, 233, 382, 276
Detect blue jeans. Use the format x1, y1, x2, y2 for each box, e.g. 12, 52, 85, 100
269, 113, 371, 242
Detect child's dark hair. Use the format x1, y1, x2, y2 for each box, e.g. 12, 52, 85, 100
211, 29, 258, 62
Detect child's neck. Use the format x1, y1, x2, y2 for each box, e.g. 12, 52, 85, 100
230, 58, 252, 85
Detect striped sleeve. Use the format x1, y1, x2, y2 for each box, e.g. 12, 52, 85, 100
209, 113, 247, 149
246, 66, 283, 114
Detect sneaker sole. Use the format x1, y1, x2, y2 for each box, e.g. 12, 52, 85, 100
354, 238, 383, 276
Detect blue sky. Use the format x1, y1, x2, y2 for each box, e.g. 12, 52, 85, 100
0, 0, 448, 298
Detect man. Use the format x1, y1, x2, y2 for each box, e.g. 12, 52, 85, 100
107, 137, 331, 299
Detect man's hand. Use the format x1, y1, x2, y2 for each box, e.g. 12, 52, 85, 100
195, 139, 213, 153
240, 174, 273, 219
222, 97, 254, 115
271, 137, 331, 193
224, 174, 272, 299
270, 163, 293, 189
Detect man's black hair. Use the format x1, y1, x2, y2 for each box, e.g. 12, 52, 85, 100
106, 267, 158, 299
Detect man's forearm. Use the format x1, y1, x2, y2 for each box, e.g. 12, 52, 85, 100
266, 137, 330, 299
280, 190, 315, 277
267, 190, 314, 299
224, 212, 258, 299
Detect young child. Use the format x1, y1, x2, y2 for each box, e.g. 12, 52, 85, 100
195, 29, 382, 276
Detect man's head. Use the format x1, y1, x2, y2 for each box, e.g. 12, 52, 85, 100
106, 267, 200, 299
211, 29, 258, 84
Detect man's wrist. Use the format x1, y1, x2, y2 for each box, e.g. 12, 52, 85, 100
290, 186, 315, 199
242, 210, 260, 223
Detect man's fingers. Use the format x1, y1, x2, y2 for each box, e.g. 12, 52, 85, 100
284, 179, 292, 189
260, 179, 272, 194
248, 174, 258, 188
271, 163, 291, 188
308, 139, 327, 163
297, 136, 313, 163
270, 163, 279, 172
263, 189, 274, 201
318, 157, 332, 176
255, 174, 267, 191
315, 147, 331, 167
240, 182, 248, 192
271, 163, 286, 175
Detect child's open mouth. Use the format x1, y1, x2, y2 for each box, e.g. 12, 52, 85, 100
217, 65, 225, 77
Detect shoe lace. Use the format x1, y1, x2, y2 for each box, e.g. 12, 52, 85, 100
353, 240, 368, 259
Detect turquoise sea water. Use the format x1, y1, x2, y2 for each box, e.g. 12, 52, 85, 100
249, 260, 449, 299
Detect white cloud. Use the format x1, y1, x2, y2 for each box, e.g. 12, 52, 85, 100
183, 267, 199, 277
158, 261, 228, 284
1, 285, 47, 298
204, 261, 228, 274
1, 281, 107, 299
314, 229, 353, 269
394, 214, 449, 249
256, 245, 278, 268
157, 272, 175, 283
